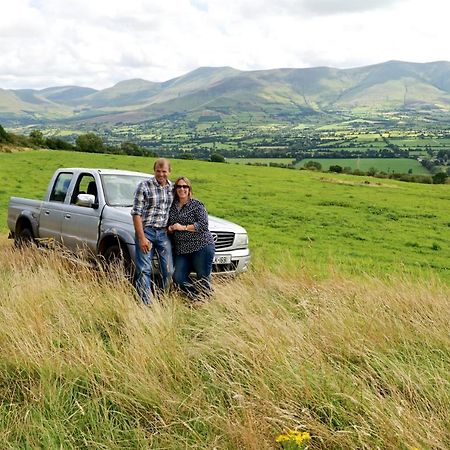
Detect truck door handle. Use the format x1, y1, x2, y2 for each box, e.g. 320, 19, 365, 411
64, 214, 71, 219
44, 210, 50, 215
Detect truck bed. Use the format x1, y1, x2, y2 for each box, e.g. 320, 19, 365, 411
7, 197, 43, 235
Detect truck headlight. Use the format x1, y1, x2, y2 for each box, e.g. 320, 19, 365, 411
234, 233, 248, 248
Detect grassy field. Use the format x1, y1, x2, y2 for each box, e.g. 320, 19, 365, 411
0, 244, 449, 449
0, 149, 448, 280
297, 158, 430, 174
0, 149, 449, 448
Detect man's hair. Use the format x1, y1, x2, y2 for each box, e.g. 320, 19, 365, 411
153, 158, 171, 171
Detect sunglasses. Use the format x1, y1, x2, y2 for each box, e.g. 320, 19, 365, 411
175, 184, 190, 190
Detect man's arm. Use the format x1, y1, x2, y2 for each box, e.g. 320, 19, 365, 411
131, 182, 152, 253
133, 215, 152, 253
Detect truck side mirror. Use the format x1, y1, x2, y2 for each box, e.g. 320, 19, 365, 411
76, 193, 97, 208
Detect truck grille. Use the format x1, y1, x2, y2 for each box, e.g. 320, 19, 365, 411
211, 231, 234, 249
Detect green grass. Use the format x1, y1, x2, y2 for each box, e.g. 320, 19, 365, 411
297, 158, 430, 174
1, 149, 449, 449
1, 149, 449, 281
0, 245, 449, 449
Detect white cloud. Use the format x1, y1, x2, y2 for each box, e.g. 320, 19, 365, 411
295, 0, 405, 15
0, 0, 449, 89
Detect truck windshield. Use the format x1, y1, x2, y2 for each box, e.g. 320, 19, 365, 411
102, 174, 148, 207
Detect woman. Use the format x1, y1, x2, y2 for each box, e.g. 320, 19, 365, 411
168, 177, 215, 299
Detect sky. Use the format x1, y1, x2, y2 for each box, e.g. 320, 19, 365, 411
1, 0, 449, 90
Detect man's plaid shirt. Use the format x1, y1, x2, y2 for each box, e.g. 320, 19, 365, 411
131, 177, 174, 228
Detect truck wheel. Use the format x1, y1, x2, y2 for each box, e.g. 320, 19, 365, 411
15, 227, 34, 248
103, 244, 134, 279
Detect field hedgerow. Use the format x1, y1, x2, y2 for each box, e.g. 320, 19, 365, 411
0, 239, 449, 449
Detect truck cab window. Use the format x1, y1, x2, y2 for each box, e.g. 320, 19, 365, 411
71, 175, 97, 204
49, 173, 73, 202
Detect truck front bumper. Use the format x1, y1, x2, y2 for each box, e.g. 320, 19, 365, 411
212, 248, 251, 274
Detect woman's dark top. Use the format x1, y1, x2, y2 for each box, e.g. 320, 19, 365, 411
168, 198, 215, 255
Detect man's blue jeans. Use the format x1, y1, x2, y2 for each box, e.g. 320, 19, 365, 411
135, 228, 174, 305
173, 244, 215, 299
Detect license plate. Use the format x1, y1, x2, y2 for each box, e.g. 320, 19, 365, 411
213, 254, 231, 264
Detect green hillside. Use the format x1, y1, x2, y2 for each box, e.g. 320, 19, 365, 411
3, 61, 450, 125
0, 88, 72, 121
100, 61, 450, 122
39, 86, 97, 103
154, 66, 240, 103
1, 150, 448, 280
80, 79, 161, 109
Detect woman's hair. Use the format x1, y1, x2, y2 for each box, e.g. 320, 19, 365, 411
173, 176, 193, 201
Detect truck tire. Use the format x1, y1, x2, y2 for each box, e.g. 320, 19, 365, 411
15, 227, 34, 248
103, 243, 134, 279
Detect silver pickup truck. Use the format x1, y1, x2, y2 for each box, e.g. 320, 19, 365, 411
7, 168, 250, 274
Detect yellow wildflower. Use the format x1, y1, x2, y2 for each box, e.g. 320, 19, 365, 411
295, 432, 311, 444
276, 430, 311, 449
276, 434, 290, 443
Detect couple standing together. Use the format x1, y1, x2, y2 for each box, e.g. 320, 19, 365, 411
131, 158, 215, 305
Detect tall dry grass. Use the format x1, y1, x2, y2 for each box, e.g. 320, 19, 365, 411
0, 240, 449, 449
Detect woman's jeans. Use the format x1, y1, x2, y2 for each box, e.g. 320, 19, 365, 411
135, 228, 174, 305
173, 244, 215, 299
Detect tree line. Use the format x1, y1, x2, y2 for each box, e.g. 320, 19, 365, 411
0, 125, 157, 157
0, 125, 227, 163
242, 159, 448, 184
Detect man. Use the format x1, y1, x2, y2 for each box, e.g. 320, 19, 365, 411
131, 158, 174, 304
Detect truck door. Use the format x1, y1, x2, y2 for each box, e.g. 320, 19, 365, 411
39, 171, 74, 243
60, 173, 101, 253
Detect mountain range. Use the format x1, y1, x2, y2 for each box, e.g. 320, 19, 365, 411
2, 60, 450, 125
